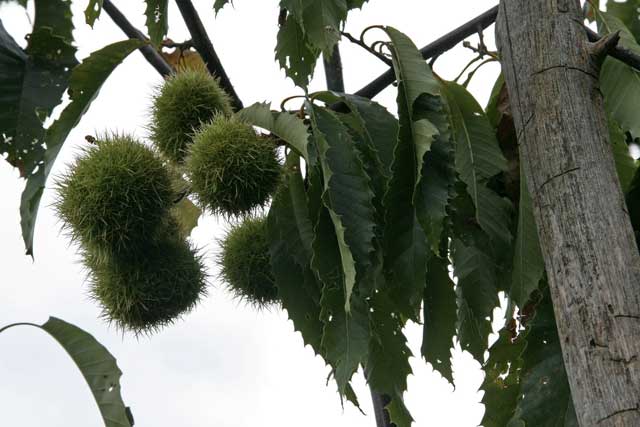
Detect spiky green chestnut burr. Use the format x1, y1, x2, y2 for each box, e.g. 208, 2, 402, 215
85, 237, 208, 333
55, 134, 174, 258
186, 115, 281, 217
150, 69, 233, 163
218, 216, 278, 308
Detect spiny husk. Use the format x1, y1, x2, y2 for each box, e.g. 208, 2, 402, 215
85, 235, 208, 334
55, 134, 174, 259
150, 69, 233, 163
218, 216, 278, 308
186, 115, 281, 217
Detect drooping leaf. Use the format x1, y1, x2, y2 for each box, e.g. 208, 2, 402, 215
312, 205, 369, 395
145, 0, 168, 46
507, 289, 577, 426
509, 171, 544, 310
366, 293, 414, 427
301, 0, 347, 54
422, 255, 457, 384
451, 239, 499, 363
480, 328, 526, 427
597, 11, 640, 137
609, 116, 637, 193
85, 0, 104, 27
238, 102, 310, 163
306, 103, 376, 312
268, 160, 324, 353
0, 317, 133, 427
20, 39, 144, 257
444, 81, 512, 248
0, 0, 78, 255
605, 0, 640, 42
275, 15, 318, 88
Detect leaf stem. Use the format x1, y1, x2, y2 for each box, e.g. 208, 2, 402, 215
0, 322, 40, 334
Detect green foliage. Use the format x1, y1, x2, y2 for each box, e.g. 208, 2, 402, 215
85, 0, 104, 27
238, 102, 311, 163
219, 216, 278, 307
275, 0, 369, 87
145, 0, 169, 45
444, 81, 512, 249
55, 134, 174, 259
0, 0, 78, 255
422, 255, 456, 384
186, 114, 281, 216
482, 287, 577, 426
509, 172, 544, 310
150, 69, 233, 163
85, 236, 207, 334
0, 317, 133, 427
306, 103, 376, 312
597, 11, 640, 137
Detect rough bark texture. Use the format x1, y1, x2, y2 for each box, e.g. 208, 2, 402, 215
496, 1, 640, 426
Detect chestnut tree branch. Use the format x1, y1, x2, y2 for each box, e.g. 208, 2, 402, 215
102, 0, 174, 77
174, 0, 243, 111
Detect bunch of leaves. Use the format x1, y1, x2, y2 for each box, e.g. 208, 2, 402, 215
150, 69, 233, 163
186, 114, 281, 216
239, 26, 513, 426
218, 215, 279, 308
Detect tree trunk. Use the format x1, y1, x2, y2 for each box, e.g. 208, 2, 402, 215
496, 1, 640, 426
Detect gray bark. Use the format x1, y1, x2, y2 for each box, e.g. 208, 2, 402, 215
496, 1, 640, 426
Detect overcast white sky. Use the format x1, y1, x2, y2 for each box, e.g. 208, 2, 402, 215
0, 1, 506, 426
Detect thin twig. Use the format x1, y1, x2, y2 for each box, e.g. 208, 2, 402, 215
341, 31, 392, 66
354, 5, 499, 99
174, 0, 243, 111
462, 57, 498, 87
102, 0, 174, 77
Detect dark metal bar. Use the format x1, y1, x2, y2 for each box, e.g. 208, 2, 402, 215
354, 5, 499, 99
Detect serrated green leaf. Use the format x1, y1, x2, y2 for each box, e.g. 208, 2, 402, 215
509, 172, 544, 310
275, 15, 318, 88
213, 0, 232, 14
480, 328, 526, 427
268, 162, 324, 353
311, 205, 369, 395
238, 102, 310, 163
301, 0, 347, 54
609, 117, 637, 193
598, 11, 640, 137
20, 39, 143, 256
384, 26, 441, 191
507, 290, 577, 427
307, 103, 376, 312
145, 0, 168, 46
422, 255, 456, 384
451, 239, 499, 363
444, 81, 512, 248
85, 0, 104, 27
0, 0, 78, 256
0, 317, 133, 427
366, 293, 413, 427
